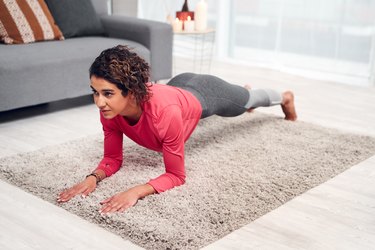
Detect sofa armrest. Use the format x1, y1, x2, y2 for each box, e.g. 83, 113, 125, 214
100, 15, 173, 81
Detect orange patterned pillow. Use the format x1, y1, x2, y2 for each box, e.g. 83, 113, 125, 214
0, 0, 64, 44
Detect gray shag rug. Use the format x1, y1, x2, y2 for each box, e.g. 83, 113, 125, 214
1, 112, 375, 250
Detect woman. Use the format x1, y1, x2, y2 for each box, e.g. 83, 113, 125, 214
57, 45, 297, 214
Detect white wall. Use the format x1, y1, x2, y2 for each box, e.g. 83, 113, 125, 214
112, 0, 138, 17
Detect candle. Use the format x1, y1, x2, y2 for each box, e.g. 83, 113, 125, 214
172, 18, 183, 32
184, 16, 195, 32
166, 14, 174, 25
194, 0, 207, 31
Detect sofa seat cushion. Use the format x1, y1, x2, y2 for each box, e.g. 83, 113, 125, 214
0, 37, 150, 111
0, 36, 149, 70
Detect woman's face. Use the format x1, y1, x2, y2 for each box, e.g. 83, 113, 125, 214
90, 76, 136, 120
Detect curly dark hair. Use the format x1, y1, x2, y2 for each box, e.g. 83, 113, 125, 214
89, 45, 151, 104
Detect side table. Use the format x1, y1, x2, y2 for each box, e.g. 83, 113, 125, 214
173, 28, 215, 76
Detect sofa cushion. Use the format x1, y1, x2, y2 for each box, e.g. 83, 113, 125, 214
0, 37, 150, 111
0, 0, 64, 44
91, 0, 109, 16
45, 0, 105, 38
0, 37, 150, 71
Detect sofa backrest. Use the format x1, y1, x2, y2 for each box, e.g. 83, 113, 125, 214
91, 0, 109, 16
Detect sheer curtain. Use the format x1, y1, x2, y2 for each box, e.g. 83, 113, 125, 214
231, 0, 375, 86
138, 0, 375, 86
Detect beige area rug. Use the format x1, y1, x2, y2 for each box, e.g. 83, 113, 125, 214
1, 112, 375, 250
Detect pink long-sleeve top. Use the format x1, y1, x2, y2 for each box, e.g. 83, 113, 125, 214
95, 83, 202, 193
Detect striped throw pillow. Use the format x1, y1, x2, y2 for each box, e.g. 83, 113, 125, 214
0, 0, 64, 44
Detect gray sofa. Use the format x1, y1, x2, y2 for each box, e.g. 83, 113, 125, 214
0, 0, 172, 112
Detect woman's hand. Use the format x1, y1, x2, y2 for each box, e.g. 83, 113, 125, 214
99, 184, 155, 214
57, 176, 97, 203
99, 189, 139, 214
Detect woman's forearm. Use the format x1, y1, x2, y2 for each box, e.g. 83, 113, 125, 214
130, 183, 156, 199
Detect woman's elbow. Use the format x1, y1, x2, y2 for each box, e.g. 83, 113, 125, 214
176, 174, 186, 186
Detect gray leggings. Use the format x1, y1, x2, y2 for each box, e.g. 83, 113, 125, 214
167, 73, 282, 119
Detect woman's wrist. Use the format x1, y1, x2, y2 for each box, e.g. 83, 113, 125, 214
85, 170, 106, 184
85, 173, 101, 184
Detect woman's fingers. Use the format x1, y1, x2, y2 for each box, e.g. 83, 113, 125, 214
57, 190, 75, 203
99, 197, 114, 213
57, 180, 96, 203
99, 191, 138, 214
100, 197, 112, 205
58, 187, 81, 202
81, 187, 93, 197
99, 198, 121, 214
100, 203, 130, 214
118, 207, 126, 213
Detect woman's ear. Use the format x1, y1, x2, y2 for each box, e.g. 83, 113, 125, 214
121, 89, 130, 97
128, 91, 137, 101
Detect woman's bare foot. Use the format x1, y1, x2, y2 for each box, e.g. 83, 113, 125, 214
281, 91, 297, 121
244, 84, 255, 112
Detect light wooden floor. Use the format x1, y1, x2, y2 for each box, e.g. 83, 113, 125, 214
0, 61, 375, 249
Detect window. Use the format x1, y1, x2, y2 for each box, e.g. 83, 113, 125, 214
138, 0, 375, 86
